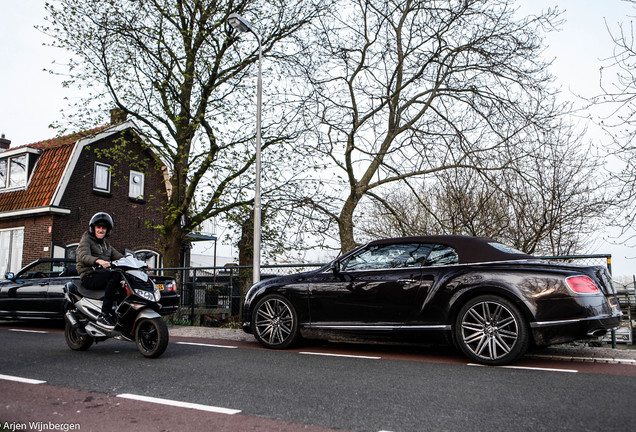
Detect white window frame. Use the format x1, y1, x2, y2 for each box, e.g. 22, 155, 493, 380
128, 170, 145, 200
0, 227, 24, 276
94, 162, 111, 193
0, 158, 6, 189
0, 155, 29, 191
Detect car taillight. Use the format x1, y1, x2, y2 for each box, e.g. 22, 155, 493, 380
565, 276, 600, 294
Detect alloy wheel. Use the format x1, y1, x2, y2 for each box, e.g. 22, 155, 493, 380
459, 299, 520, 362
254, 297, 295, 347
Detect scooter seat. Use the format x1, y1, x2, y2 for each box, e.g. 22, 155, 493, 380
72, 280, 105, 300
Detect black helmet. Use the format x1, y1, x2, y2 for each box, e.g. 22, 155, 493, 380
89, 212, 114, 237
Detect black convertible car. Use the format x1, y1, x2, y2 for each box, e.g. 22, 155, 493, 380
242, 235, 622, 365
0, 258, 178, 319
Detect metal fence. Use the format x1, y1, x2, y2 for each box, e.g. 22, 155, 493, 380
537, 254, 612, 273
156, 263, 324, 324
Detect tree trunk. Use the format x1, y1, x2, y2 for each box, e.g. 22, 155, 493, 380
338, 194, 361, 253
237, 213, 254, 310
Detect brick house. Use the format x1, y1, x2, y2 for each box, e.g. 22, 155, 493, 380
0, 114, 168, 275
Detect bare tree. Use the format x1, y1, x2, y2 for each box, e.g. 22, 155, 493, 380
595, 0, 636, 237
359, 121, 611, 256
296, 0, 566, 253
42, 0, 330, 267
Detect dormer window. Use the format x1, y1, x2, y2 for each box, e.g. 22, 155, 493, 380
0, 151, 35, 192
9, 155, 26, 188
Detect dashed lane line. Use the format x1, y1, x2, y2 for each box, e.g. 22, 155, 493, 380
468, 363, 578, 373
117, 393, 241, 415
9, 329, 49, 334
0, 374, 47, 384
176, 341, 238, 349
299, 351, 382, 360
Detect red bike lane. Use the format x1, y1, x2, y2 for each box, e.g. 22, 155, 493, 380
1, 379, 344, 432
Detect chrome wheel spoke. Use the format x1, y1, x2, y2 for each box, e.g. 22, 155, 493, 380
461, 300, 519, 361
255, 298, 294, 345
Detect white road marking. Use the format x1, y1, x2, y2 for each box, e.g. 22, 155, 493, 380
9, 329, 48, 334
176, 341, 238, 349
299, 351, 381, 360
0, 374, 46, 384
468, 363, 578, 373
117, 393, 241, 415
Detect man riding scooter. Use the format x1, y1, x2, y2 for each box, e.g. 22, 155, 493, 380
76, 212, 124, 329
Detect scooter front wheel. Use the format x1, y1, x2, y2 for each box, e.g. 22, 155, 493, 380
64, 322, 93, 351
135, 317, 169, 358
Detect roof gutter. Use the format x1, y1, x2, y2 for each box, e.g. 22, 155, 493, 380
0, 206, 72, 220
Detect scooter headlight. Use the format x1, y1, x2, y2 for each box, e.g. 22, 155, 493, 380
134, 289, 157, 302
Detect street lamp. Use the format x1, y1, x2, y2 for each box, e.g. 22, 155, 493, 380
227, 12, 263, 284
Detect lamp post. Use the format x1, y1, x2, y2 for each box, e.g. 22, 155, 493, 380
227, 13, 263, 284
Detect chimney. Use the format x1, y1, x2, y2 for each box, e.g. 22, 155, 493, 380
0, 134, 10, 151
110, 108, 128, 124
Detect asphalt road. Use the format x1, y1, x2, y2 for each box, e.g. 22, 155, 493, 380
1, 323, 635, 432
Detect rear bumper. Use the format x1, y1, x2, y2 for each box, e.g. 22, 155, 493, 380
530, 312, 622, 346
159, 294, 179, 315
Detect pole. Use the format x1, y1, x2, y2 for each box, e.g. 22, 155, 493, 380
253, 36, 262, 284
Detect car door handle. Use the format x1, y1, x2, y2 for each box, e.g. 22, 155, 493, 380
397, 279, 418, 285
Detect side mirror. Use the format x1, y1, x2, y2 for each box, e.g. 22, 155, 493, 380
331, 261, 341, 275
5, 272, 15, 281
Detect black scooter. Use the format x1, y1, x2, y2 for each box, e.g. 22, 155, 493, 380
63, 255, 169, 358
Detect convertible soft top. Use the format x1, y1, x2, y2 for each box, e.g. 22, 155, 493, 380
366, 235, 535, 264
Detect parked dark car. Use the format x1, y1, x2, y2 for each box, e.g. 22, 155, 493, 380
0, 258, 178, 319
242, 235, 622, 365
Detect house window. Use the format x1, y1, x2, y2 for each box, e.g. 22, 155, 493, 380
129, 170, 145, 200
0, 159, 6, 188
9, 155, 26, 188
0, 155, 28, 191
0, 227, 24, 276
94, 162, 111, 193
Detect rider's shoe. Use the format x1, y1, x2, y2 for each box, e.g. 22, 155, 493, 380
96, 314, 116, 329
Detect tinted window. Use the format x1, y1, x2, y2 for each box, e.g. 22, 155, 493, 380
342, 243, 432, 271
18, 261, 67, 279
488, 242, 526, 255
425, 244, 459, 266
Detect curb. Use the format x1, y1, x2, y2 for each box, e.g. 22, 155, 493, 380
527, 354, 636, 365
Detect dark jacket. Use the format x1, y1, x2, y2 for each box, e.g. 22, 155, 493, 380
76, 231, 124, 279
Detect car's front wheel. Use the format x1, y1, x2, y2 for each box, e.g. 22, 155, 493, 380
454, 295, 529, 366
252, 294, 300, 349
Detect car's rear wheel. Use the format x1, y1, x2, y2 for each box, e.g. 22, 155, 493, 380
252, 294, 300, 349
455, 295, 529, 366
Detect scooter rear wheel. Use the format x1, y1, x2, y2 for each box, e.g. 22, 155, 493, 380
135, 317, 169, 358
64, 322, 93, 351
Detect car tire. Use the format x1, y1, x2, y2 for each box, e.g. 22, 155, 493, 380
64, 322, 93, 351
454, 295, 529, 366
252, 294, 300, 349
135, 317, 169, 358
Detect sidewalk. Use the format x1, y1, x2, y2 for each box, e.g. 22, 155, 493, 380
168, 325, 636, 365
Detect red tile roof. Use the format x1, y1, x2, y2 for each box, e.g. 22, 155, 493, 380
0, 127, 107, 213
